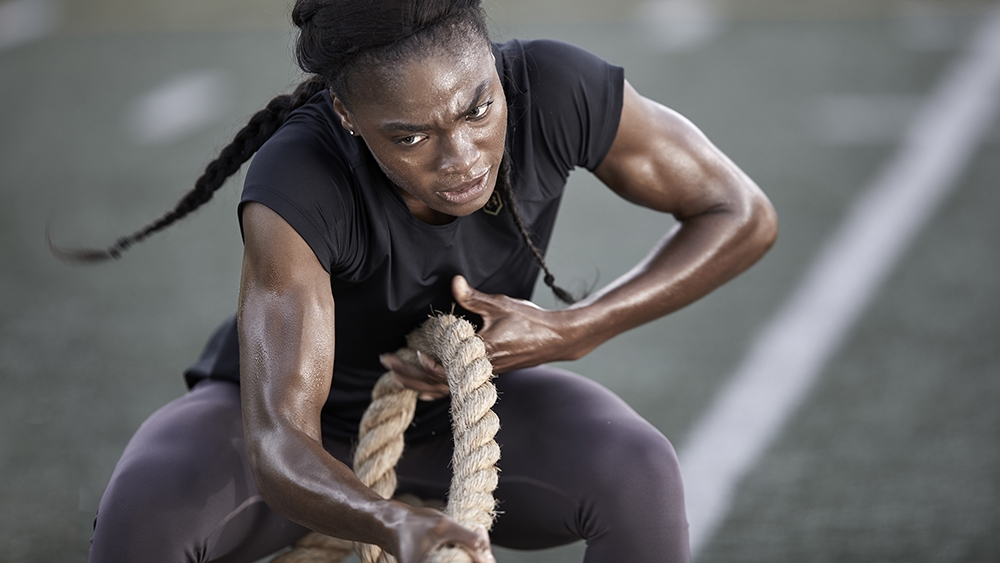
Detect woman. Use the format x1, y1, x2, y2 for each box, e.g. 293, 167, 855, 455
82, 0, 776, 561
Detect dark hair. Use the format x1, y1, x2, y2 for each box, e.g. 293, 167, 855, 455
493, 155, 576, 304
52, 0, 575, 303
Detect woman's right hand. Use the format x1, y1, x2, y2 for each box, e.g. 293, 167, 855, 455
390, 503, 495, 563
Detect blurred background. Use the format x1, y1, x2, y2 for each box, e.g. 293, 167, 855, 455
1, 0, 998, 561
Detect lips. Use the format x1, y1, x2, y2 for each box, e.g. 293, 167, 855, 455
435, 171, 490, 205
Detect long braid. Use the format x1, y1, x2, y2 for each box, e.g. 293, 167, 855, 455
49, 76, 328, 262
495, 154, 577, 305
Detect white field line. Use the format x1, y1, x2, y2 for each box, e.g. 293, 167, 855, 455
124, 70, 231, 145
810, 94, 922, 146
636, 0, 726, 52
678, 4, 1000, 557
0, 0, 58, 51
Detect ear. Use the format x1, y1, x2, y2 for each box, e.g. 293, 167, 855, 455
331, 96, 358, 136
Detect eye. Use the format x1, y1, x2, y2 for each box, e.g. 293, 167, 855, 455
468, 101, 493, 120
396, 134, 427, 147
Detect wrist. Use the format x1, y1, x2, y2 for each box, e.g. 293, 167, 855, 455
373, 498, 412, 554
553, 304, 610, 361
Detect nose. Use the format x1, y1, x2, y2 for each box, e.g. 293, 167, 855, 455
437, 129, 480, 176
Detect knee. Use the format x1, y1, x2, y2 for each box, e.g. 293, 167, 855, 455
105, 432, 252, 519
577, 423, 688, 544
92, 388, 252, 554
92, 443, 255, 563
591, 422, 682, 499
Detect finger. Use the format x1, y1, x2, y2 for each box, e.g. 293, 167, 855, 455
379, 352, 399, 372
381, 355, 449, 396
452, 275, 493, 317
392, 373, 450, 396
444, 524, 494, 563
380, 353, 445, 383
389, 370, 449, 394
386, 352, 446, 381
472, 527, 496, 563
416, 350, 446, 379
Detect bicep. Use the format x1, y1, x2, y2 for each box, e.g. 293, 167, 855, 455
238, 202, 335, 442
594, 80, 759, 219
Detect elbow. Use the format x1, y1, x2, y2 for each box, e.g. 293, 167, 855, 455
243, 426, 298, 516
243, 417, 331, 521
244, 431, 281, 508
725, 180, 778, 264
751, 190, 778, 256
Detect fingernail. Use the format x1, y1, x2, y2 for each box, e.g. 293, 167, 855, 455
418, 393, 435, 401
379, 354, 390, 369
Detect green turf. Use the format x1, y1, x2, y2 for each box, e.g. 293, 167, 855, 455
700, 118, 1000, 563
1, 3, 996, 562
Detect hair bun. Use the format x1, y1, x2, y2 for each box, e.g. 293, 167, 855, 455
291, 0, 321, 28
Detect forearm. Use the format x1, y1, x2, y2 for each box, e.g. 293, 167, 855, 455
456, 187, 776, 374
556, 81, 780, 358
562, 190, 777, 357
239, 286, 402, 551
237, 204, 492, 563
236, 223, 400, 549
243, 412, 406, 550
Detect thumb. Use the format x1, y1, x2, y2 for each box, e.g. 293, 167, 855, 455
452, 275, 488, 313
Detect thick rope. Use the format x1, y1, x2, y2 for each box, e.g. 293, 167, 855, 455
273, 314, 500, 563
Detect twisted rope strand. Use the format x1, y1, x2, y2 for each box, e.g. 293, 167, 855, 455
274, 313, 499, 563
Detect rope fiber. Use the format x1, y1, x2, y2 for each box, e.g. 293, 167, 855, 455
273, 313, 500, 563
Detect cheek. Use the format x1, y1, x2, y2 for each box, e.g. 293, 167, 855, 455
378, 158, 425, 194
479, 119, 507, 163
372, 151, 414, 193
366, 141, 429, 189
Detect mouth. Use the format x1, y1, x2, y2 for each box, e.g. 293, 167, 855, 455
434, 171, 490, 205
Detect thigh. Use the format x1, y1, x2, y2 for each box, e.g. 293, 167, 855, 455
489, 366, 690, 562
90, 380, 308, 563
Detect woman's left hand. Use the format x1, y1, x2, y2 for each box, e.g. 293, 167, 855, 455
380, 350, 451, 400
381, 275, 580, 391
451, 275, 595, 374
381, 273, 580, 392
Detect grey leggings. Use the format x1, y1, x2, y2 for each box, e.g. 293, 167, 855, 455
89, 366, 689, 562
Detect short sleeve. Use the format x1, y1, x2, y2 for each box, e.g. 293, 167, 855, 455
238, 119, 352, 274
520, 40, 625, 173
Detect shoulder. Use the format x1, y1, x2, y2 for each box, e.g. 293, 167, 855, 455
497, 38, 625, 173
497, 38, 623, 97
245, 90, 362, 210
242, 90, 365, 274
248, 91, 357, 183
496, 38, 609, 70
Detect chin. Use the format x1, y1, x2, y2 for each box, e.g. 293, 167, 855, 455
432, 172, 497, 217
432, 194, 488, 218
458, 182, 497, 217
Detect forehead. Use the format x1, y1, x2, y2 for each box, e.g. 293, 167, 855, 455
350, 44, 498, 125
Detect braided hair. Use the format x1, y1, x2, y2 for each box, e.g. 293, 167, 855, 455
53, 0, 576, 303
493, 155, 577, 304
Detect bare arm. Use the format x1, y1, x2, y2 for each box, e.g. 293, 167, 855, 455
573, 79, 778, 347
238, 202, 492, 562
435, 80, 777, 376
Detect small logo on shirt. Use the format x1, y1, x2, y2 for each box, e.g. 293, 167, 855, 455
482, 192, 504, 216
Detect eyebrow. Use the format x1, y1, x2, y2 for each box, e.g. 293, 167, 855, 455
379, 79, 493, 133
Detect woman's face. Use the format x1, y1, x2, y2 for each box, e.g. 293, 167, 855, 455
334, 43, 507, 222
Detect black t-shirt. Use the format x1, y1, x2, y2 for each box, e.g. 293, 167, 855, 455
185, 39, 624, 441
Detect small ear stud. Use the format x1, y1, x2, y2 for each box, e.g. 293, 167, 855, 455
348, 129, 357, 136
